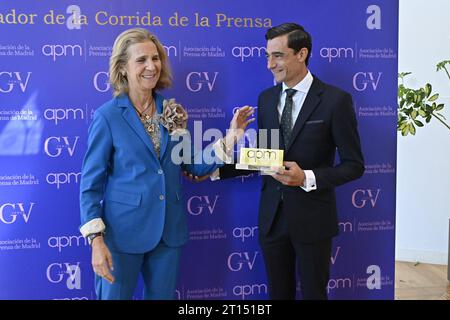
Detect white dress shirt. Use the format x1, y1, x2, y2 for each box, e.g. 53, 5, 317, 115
278, 71, 316, 191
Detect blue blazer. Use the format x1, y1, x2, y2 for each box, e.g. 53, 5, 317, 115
80, 93, 222, 253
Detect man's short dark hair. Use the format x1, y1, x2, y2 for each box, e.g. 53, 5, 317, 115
265, 23, 312, 66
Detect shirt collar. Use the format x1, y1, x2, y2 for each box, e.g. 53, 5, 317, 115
282, 70, 313, 94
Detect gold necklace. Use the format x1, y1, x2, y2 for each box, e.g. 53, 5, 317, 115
134, 99, 155, 121
135, 99, 160, 134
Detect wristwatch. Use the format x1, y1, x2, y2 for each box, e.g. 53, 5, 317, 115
87, 232, 104, 245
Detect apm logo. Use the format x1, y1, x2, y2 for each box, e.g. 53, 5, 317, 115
48, 235, 87, 252
319, 47, 354, 63
351, 189, 381, 208
46, 172, 81, 189
0, 71, 31, 93
46, 262, 81, 290
44, 108, 85, 125
185, 72, 219, 92
41, 44, 82, 61
338, 221, 353, 233
231, 46, 266, 62
186, 195, 219, 215
163, 45, 177, 57
353, 72, 382, 91
233, 283, 267, 300
227, 251, 259, 271
44, 136, 80, 157
0, 202, 35, 224
232, 226, 258, 242
239, 148, 283, 168
327, 278, 352, 293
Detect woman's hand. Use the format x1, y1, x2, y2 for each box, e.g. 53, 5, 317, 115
91, 237, 115, 284
225, 106, 255, 146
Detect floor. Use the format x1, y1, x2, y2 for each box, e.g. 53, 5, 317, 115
395, 261, 449, 300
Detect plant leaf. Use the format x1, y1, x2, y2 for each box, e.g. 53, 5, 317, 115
414, 120, 424, 127
424, 83, 432, 97
428, 93, 439, 102
435, 104, 444, 111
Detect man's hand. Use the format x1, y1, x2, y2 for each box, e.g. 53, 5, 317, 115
182, 170, 211, 183
271, 161, 305, 187
91, 237, 115, 284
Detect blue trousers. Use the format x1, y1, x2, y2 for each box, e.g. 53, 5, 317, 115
95, 241, 181, 300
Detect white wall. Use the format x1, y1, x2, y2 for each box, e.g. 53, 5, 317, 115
397, 0, 450, 264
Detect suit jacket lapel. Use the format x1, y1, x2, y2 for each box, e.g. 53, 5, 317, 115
118, 94, 159, 162
155, 94, 169, 158
286, 77, 324, 151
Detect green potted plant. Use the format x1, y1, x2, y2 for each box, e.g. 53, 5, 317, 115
398, 60, 450, 281
398, 60, 450, 136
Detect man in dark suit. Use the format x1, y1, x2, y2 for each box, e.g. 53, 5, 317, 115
214, 23, 364, 300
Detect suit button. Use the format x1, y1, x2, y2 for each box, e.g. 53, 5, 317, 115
276, 186, 281, 191
159, 195, 165, 200
158, 169, 163, 174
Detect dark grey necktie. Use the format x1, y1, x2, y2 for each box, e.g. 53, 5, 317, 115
280, 88, 297, 147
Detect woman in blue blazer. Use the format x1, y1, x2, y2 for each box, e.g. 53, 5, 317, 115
79, 28, 253, 300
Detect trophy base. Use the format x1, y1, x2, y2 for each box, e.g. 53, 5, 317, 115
235, 164, 284, 175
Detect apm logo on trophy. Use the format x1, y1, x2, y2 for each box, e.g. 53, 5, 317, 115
236, 148, 284, 174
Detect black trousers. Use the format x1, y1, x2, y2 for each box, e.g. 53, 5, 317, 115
259, 203, 332, 300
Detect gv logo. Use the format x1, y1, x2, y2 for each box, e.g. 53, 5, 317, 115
330, 246, 341, 265
0, 71, 32, 93
0, 202, 35, 224
231, 46, 266, 62
352, 189, 381, 208
93, 71, 110, 92
41, 44, 82, 61
186, 72, 218, 92
366, 5, 381, 30
187, 195, 219, 215
44, 108, 85, 125
233, 283, 267, 300
46, 172, 81, 189
366, 265, 381, 289
46, 262, 81, 290
227, 251, 259, 271
44, 136, 79, 157
353, 72, 382, 91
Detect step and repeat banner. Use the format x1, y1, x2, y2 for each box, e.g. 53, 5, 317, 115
0, 0, 398, 299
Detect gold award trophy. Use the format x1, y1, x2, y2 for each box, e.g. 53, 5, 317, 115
236, 148, 284, 174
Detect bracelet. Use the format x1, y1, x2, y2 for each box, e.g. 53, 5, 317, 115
87, 232, 104, 245
221, 138, 232, 154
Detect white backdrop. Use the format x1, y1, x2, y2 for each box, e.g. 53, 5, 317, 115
397, 0, 450, 264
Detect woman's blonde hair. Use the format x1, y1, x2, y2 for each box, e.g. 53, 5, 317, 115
109, 28, 172, 96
